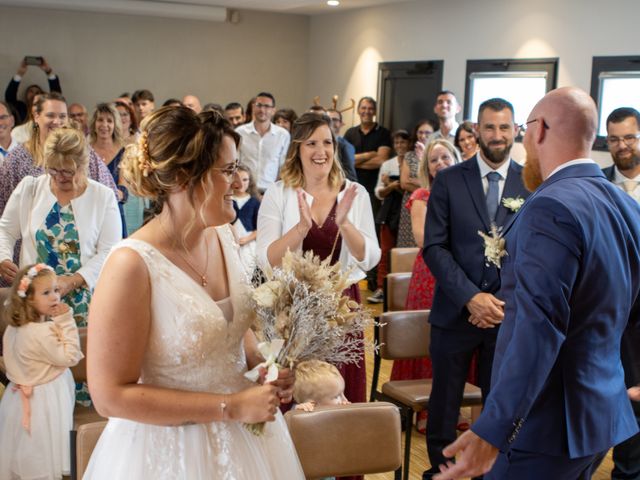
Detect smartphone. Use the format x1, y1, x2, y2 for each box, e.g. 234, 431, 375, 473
389, 175, 400, 181
24, 56, 43, 66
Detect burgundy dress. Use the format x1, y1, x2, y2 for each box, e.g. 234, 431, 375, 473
302, 201, 365, 480
390, 189, 478, 385
302, 201, 366, 404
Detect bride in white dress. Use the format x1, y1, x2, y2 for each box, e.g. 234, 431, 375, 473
83, 107, 305, 479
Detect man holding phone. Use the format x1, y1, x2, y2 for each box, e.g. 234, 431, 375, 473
4, 56, 62, 124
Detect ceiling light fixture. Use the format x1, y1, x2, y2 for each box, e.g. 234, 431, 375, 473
327, 0, 340, 6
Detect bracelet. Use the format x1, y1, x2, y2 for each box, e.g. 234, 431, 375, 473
220, 395, 228, 421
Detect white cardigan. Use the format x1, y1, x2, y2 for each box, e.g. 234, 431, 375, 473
256, 179, 381, 283
0, 175, 122, 289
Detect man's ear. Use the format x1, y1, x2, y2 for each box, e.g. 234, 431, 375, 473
536, 116, 548, 144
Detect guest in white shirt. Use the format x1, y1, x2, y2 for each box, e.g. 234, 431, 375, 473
0, 101, 18, 165
236, 92, 290, 194
428, 90, 461, 143
603, 107, 640, 203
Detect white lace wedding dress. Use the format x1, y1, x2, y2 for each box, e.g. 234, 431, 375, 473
83, 225, 305, 479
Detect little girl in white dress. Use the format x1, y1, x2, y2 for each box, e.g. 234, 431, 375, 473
0, 263, 83, 480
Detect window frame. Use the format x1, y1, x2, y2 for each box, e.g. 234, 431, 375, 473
590, 55, 640, 151
463, 58, 558, 139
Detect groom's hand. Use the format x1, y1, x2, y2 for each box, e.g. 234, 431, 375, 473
434, 430, 498, 479
467, 293, 504, 327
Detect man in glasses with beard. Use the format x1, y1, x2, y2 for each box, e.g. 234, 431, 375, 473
603, 107, 640, 480
421, 98, 530, 479
434, 88, 640, 480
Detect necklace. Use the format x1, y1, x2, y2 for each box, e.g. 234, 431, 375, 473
159, 218, 210, 287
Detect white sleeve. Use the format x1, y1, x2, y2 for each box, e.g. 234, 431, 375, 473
349, 185, 381, 272
0, 177, 30, 262
77, 188, 122, 288
256, 186, 285, 273
374, 162, 388, 200
278, 132, 290, 168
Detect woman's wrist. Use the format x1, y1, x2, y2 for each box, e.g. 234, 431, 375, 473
295, 222, 309, 239
338, 220, 353, 230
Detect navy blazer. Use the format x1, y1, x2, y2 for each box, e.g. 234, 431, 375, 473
473, 163, 640, 457
423, 154, 530, 330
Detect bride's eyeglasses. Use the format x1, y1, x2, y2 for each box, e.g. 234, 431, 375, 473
212, 160, 239, 182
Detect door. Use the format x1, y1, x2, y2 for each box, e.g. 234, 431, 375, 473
377, 61, 444, 134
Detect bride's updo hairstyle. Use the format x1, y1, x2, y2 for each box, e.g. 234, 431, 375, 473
121, 106, 239, 215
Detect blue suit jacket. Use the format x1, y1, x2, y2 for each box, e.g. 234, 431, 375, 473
473, 163, 640, 457
423, 154, 530, 330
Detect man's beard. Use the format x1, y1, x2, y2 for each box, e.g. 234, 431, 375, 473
523, 156, 543, 192
479, 137, 512, 166
612, 150, 640, 172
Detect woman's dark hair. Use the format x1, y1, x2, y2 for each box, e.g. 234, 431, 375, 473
454, 120, 478, 150
273, 108, 298, 128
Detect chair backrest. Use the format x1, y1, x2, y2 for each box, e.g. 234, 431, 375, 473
76, 420, 107, 478
385, 272, 412, 312
70, 327, 88, 383
390, 247, 419, 273
379, 310, 430, 360
285, 402, 402, 479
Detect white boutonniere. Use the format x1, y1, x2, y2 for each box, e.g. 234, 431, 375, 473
502, 197, 524, 212
478, 225, 507, 269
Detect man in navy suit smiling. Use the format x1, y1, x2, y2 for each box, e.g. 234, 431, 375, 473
435, 87, 640, 480
422, 98, 530, 479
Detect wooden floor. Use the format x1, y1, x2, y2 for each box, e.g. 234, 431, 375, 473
360, 283, 614, 480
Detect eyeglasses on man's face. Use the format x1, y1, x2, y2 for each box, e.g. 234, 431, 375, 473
518, 118, 550, 135
606, 133, 640, 148
254, 103, 274, 110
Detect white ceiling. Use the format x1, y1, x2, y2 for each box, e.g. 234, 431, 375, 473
0, 0, 414, 18
147, 0, 413, 15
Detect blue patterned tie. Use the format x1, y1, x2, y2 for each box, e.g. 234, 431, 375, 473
486, 171, 501, 222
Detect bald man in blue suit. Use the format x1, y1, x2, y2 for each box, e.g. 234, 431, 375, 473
435, 87, 640, 480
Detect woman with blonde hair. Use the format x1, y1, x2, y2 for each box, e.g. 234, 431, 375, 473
83, 107, 304, 479
256, 112, 380, 409
0, 126, 122, 327
90, 102, 129, 236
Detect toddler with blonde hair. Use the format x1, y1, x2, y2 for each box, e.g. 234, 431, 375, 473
0, 263, 83, 479
294, 359, 350, 412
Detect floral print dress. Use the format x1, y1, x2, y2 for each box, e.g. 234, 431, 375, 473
35, 202, 92, 406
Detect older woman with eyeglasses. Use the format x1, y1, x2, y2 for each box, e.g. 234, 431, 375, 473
0, 92, 118, 217
0, 127, 122, 327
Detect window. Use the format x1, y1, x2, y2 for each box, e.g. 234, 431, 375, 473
590, 56, 640, 149
464, 58, 558, 129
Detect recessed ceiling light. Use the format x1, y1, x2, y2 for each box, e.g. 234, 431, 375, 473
327, 0, 340, 6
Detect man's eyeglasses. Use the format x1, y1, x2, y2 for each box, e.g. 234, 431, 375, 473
606, 134, 640, 148
254, 103, 274, 110
212, 160, 239, 182
48, 168, 76, 178
518, 118, 550, 134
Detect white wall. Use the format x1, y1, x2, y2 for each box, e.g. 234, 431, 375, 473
308, 0, 639, 165
0, 6, 309, 113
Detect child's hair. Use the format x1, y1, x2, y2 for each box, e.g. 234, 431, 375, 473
293, 359, 343, 403
235, 164, 259, 198
4, 264, 56, 327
